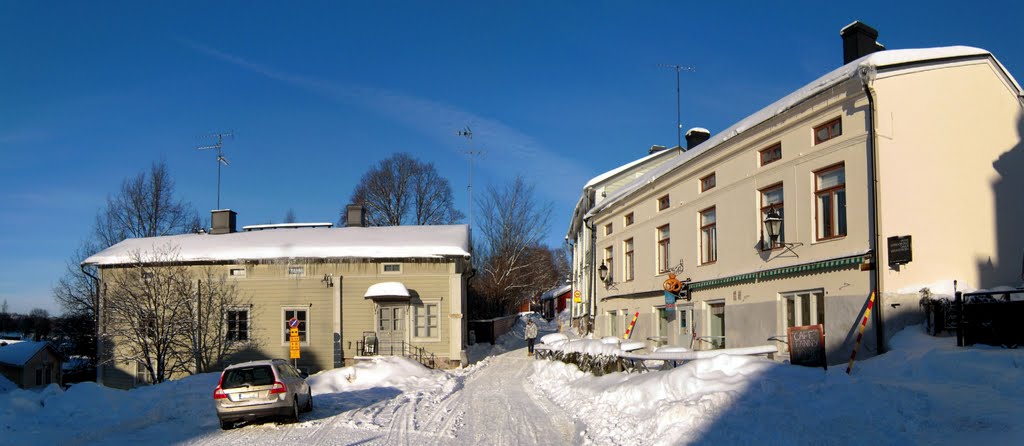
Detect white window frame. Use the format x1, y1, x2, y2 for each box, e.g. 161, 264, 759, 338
287, 265, 305, 277
382, 263, 402, 274
656, 224, 670, 274
779, 289, 825, 351
228, 267, 247, 278
282, 306, 310, 347
411, 301, 441, 341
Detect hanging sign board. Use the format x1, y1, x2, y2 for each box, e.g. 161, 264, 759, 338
787, 324, 826, 370
887, 235, 912, 266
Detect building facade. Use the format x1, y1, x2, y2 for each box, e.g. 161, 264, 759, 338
84, 207, 471, 388
573, 23, 1024, 364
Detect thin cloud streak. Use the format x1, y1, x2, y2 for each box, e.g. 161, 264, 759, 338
181, 40, 592, 205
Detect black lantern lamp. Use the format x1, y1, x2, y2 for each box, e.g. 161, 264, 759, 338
598, 262, 609, 283
764, 206, 783, 244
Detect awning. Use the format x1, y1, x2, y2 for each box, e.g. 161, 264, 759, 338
364, 282, 411, 299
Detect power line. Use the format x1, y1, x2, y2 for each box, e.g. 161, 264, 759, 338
196, 131, 234, 209
658, 64, 696, 148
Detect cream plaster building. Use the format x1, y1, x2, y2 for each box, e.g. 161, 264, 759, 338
568, 22, 1024, 364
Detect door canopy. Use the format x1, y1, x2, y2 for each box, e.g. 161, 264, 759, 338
364, 281, 411, 300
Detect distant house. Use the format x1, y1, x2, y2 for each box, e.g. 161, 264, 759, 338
0, 341, 63, 389
83, 205, 472, 389
540, 284, 572, 320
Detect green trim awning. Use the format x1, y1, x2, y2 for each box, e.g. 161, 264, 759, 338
689, 255, 864, 291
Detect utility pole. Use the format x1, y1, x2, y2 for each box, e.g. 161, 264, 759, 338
457, 126, 482, 232
196, 132, 233, 209
658, 64, 695, 148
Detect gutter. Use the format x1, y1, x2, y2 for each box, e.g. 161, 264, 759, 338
860, 66, 886, 354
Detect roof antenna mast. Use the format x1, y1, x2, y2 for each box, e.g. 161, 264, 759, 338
196, 131, 234, 209
457, 126, 483, 232
658, 64, 696, 148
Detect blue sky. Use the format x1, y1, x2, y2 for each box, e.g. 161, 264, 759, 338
2, 1, 1021, 314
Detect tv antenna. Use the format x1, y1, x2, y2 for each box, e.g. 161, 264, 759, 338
196, 131, 234, 209
457, 126, 483, 232
658, 64, 696, 148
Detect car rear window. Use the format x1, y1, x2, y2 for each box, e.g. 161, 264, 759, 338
222, 365, 275, 389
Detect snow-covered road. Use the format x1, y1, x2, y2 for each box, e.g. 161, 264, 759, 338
181, 348, 577, 446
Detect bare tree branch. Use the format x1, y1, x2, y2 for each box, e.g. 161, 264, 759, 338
347, 153, 464, 226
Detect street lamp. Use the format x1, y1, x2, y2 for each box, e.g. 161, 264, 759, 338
764, 205, 783, 245
598, 262, 609, 283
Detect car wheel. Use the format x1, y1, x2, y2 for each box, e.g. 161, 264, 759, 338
303, 391, 313, 413
220, 419, 233, 430
289, 397, 300, 423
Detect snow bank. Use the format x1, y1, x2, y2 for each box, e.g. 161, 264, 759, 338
531, 325, 1024, 445
308, 356, 450, 395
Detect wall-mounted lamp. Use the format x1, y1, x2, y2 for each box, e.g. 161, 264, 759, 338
598, 262, 610, 284
762, 205, 803, 256
321, 274, 334, 288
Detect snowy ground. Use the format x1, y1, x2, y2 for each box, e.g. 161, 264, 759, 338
2, 315, 1023, 445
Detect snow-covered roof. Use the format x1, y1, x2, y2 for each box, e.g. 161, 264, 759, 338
82, 224, 471, 266
0, 341, 52, 367
241, 222, 333, 231
365, 282, 411, 298
540, 284, 572, 301
588, 46, 1015, 218
583, 145, 679, 188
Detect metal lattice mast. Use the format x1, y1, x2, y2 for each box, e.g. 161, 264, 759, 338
457, 126, 483, 232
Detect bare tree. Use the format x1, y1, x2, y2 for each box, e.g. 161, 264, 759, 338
175, 267, 257, 374
283, 208, 297, 223
55, 161, 199, 371
471, 176, 557, 317
347, 153, 464, 226
102, 245, 196, 384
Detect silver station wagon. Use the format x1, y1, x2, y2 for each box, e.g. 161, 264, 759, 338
213, 359, 313, 429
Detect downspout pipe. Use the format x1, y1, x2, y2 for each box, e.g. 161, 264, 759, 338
80, 264, 103, 385
860, 66, 886, 354
584, 217, 597, 335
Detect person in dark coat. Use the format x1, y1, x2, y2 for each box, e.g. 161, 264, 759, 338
525, 318, 538, 356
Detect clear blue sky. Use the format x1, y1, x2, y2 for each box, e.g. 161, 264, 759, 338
2, 1, 1021, 314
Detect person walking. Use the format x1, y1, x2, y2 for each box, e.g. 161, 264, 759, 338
525, 318, 538, 356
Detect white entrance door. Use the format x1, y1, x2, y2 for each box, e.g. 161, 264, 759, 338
377, 305, 405, 355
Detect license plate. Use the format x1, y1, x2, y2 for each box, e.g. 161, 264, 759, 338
237, 392, 257, 400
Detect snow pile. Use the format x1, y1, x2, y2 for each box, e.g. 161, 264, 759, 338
0, 374, 15, 393
308, 356, 450, 395
531, 326, 1024, 445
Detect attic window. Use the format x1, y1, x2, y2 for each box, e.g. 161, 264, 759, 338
760, 143, 782, 166
383, 263, 401, 273
624, 212, 634, 226
657, 195, 671, 211
288, 266, 305, 277
229, 268, 247, 278
814, 118, 842, 145
604, 223, 613, 236
700, 173, 716, 192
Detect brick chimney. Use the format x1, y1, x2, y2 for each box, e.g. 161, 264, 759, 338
685, 128, 711, 150
346, 204, 366, 227
841, 21, 885, 64
211, 209, 237, 234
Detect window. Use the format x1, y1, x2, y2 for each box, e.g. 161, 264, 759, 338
226, 308, 249, 342
134, 361, 151, 386
413, 303, 440, 338
287, 266, 305, 277
657, 195, 670, 211
700, 207, 717, 264
700, 173, 716, 192
623, 238, 635, 281
760, 143, 782, 166
814, 118, 842, 144
782, 290, 825, 350
603, 246, 613, 280
383, 263, 401, 273
624, 212, 634, 226
760, 184, 784, 249
229, 268, 246, 278
656, 225, 671, 273
282, 308, 308, 344
142, 312, 157, 339
815, 164, 847, 240
604, 223, 613, 236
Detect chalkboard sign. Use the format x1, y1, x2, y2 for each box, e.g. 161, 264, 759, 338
787, 324, 827, 370
887, 235, 912, 266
